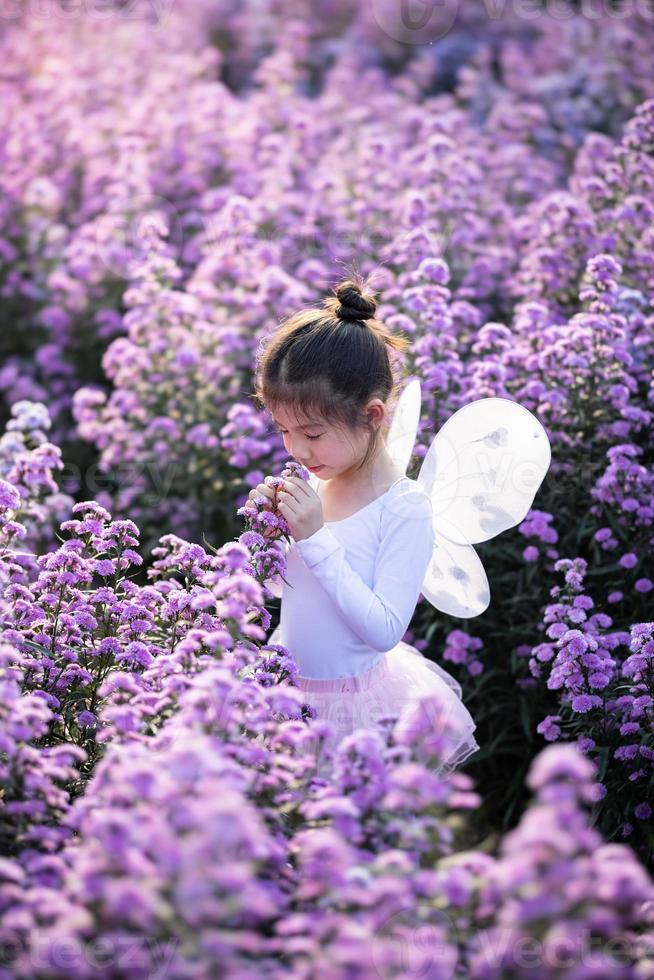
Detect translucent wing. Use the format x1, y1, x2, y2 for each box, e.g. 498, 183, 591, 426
419, 517, 493, 619
385, 377, 421, 474
418, 397, 551, 618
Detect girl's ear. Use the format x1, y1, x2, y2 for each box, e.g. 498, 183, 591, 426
365, 398, 385, 428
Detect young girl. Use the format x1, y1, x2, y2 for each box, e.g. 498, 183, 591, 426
250, 275, 479, 776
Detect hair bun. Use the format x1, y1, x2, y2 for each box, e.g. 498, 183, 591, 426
334, 279, 377, 323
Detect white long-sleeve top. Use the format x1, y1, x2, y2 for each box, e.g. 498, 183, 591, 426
267, 476, 435, 679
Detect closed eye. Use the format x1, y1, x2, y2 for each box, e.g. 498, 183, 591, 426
274, 426, 322, 441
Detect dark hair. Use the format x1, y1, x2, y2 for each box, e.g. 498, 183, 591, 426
252, 272, 410, 473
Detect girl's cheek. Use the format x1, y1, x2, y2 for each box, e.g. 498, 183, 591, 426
283, 439, 305, 460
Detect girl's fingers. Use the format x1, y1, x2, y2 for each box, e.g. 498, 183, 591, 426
278, 488, 299, 508
281, 479, 304, 500
277, 497, 296, 516
249, 494, 269, 509
291, 475, 312, 492
249, 480, 309, 519
249, 484, 276, 509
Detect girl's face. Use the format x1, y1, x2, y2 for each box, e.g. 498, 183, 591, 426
270, 402, 379, 480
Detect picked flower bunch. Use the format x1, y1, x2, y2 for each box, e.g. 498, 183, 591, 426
238, 460, 309, 592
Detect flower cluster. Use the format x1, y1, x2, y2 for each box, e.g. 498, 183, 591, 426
236, 460, 308, 595
0, 642, 86, 856
442, 628, 484, 678
531, 558, 653, 860
0, 401, 72, 554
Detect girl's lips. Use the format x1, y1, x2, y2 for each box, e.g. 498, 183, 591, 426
308, 465, 324, 473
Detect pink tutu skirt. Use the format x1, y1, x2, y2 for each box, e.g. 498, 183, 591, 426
268, 629, 479, 777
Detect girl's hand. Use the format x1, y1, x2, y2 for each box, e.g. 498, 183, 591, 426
247, 482, 281, 539
276, 476, 324, 541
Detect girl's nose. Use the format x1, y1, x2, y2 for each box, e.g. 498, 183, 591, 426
287, 439, 312, 462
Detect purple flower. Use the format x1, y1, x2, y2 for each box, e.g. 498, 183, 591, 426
571, 693, 602, 712
72, 501, 112, 522
537, 715, 562, 741
93, 559, 116, 576
117, 641, 153, 669
527, 744, 597, 792
239, 530, 265, 548
0, 479, 20, 511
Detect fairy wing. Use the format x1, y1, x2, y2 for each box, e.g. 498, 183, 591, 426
385, 377, 422, 474
418, 397, 551, 618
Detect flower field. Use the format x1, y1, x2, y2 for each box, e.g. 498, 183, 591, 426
1, 1, 653, 976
